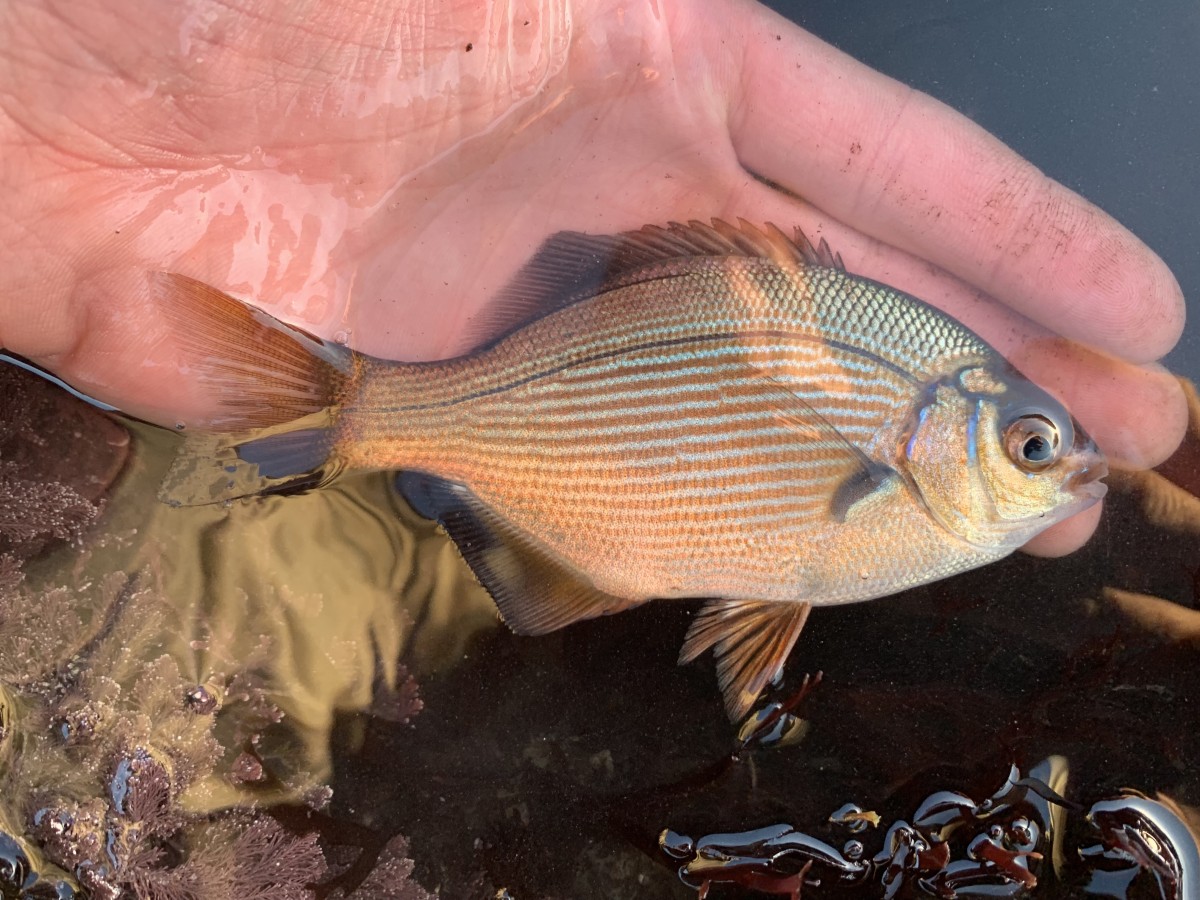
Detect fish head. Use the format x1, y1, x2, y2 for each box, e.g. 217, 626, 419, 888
903, 364, 1107, 551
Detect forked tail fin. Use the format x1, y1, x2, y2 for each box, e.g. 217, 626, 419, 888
149, 274, 356, 506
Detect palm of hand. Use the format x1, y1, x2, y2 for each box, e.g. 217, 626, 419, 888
3, 1, 741, 349
0, 0, 1187, 556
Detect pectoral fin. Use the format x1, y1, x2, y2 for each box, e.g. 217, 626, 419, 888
721, 367, 895, 524
679, 599, 812, 721
396, 472, 638, 635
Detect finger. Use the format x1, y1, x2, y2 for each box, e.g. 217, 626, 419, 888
713, 0, 1185, 365
721, 175, 1190, 475
1006, 342, 1188, 472
19, 266, 234, 429
1022, 501, 1102, 557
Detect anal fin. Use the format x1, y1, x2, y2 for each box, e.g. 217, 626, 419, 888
679, 599, 812, 721
396, 472, 637, 635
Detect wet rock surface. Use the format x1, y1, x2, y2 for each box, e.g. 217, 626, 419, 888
0, 366, 128, 561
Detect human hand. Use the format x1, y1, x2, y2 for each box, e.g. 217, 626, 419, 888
0, 0, 1185, 556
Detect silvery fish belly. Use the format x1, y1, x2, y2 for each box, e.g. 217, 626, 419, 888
155, 219, 1108, 720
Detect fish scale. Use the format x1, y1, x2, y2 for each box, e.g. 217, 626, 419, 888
155, 218, 1107, 720
332, 260, 1001, 597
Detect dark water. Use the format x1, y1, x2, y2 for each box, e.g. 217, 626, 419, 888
4, 359, 1198, 898
2, 2, 1199, 899
777, 0, 1200, 384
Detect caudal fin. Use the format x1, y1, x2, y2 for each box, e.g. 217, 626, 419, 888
149, 274, 355, 506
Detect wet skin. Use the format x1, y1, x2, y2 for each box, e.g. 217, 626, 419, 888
0, 0, 1187, 556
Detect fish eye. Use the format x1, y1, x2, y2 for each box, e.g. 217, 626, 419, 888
1004, 414, 1061, 471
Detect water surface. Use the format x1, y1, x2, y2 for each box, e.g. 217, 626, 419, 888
2, 1, 1198, 898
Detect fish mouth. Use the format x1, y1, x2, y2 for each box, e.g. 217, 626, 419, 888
1066, 417, 1108, 503
1068, 452, 1109, 502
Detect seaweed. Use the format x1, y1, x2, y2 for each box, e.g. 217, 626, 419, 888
324, 835, 434, 900
3, 577, 323, 898
0, 466, 99, 556
0, 551, 432, 900
0, 362, 434, 899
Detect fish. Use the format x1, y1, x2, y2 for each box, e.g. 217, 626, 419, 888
152, 219, 1108, 720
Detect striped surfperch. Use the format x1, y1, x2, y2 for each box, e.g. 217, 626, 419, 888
154, 219, 1107, 719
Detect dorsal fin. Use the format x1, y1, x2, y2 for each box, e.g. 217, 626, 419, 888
463, 219, 846, 348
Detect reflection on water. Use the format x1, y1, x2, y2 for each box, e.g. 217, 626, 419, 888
0, 364, 492, 897
1, 372, 1199, 898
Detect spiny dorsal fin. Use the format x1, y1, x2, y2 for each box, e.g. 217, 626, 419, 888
396, 472, 639, 634
464, 219, 846, 348
679, 599, 812, 721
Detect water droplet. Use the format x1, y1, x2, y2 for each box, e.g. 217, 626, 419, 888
333, 329, 351, 345
843, 839, 863, 860
658, 830, 694, 859
830, 802, 874, 833
0, 832, 32, 890
174, 422, 186, 431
